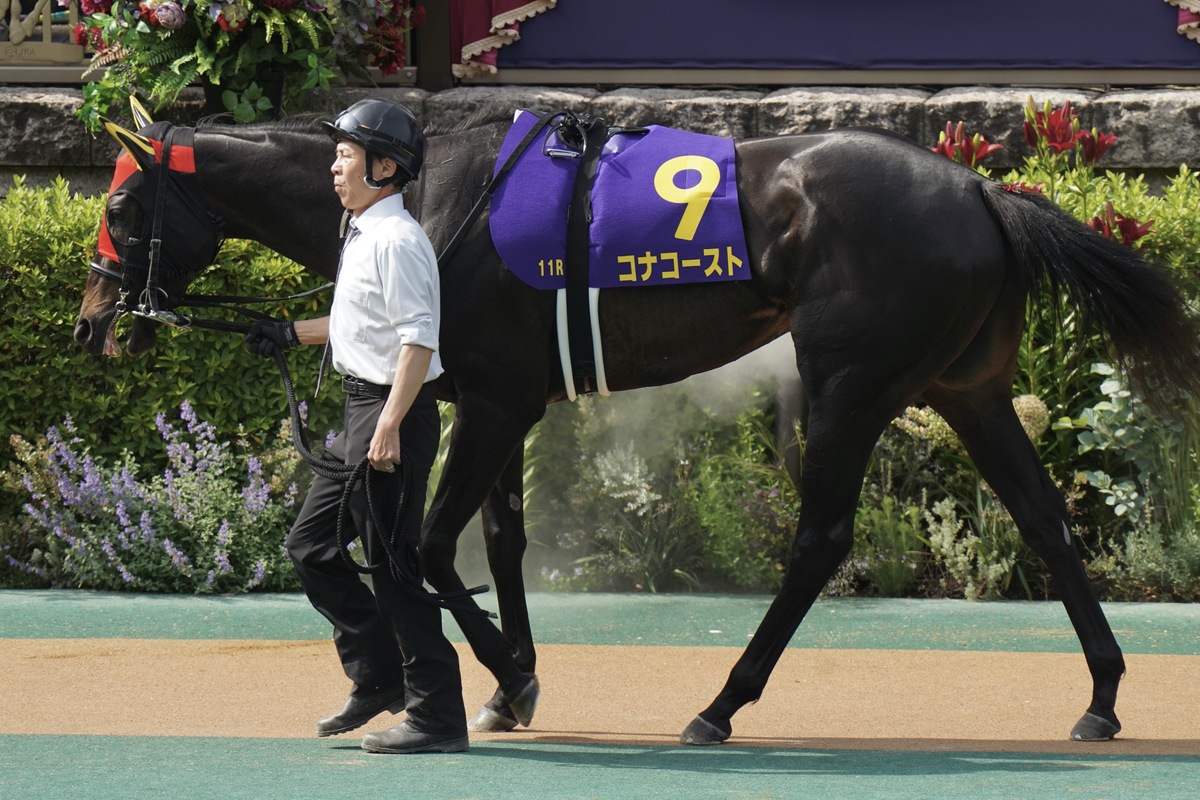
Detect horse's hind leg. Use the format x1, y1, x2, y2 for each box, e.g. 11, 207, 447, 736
926, 384, 1125, 741
682, 391, 893, 745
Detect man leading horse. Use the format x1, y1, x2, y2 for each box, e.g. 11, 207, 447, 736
244, 98, 470, 755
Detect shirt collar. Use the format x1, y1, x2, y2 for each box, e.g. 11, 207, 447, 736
352, 193, 407, 231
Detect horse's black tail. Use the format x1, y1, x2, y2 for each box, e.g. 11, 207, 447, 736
981, 180, 1200, 415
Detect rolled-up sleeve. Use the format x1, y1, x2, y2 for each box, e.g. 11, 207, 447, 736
377, 233, 440, 353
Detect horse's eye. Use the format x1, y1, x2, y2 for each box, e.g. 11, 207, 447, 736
106, 207, 138, 245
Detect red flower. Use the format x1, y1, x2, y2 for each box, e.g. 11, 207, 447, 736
365, 9, 425, 76
1001, 181, 1045, 197
217, 4, 249, 32
1024, 98, 1082, 153
960, 133, 1003, 169
1077, 129, 1119, 165
931, 121, 1003, 168
930, 121, 960, 161
1087, 202, 1154, 249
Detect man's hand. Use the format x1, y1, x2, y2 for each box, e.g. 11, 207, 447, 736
244, 320, 300, 358
369, 419, 402, 473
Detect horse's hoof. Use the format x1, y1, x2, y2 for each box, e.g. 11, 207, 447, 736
468, 705, 519, 733
680, 715, 730, 746
508, 675, 540, 728
1070, 712, 1121, 741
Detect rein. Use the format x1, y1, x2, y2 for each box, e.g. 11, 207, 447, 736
92, 251, 332, 336
434, 110, 560, 264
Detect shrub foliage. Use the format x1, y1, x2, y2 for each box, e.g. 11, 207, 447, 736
0, 176, 340, 587
7, 96, 1200, 598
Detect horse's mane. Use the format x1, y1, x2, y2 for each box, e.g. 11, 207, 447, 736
193, 110, 507, 139
195, 113, 327, 134
424, 110, 511, 137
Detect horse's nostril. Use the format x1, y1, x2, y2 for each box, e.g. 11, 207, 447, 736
73, 317, 91, 345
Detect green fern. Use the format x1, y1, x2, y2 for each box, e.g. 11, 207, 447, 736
81, 43, 129, 79
293, 14, 324, 50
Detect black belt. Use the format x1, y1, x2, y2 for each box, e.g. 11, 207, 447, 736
341, 376, 390, 399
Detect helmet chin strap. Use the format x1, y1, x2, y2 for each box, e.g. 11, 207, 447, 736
363, 152, 405, 190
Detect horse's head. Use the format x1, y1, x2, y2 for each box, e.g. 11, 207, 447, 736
75, 100, 225, 356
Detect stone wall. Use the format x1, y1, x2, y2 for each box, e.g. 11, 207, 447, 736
4, 83, 1200, 196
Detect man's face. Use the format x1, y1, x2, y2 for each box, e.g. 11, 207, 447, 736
331, 140, 393, 216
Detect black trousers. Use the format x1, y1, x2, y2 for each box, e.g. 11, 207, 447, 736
286, 382, 465, 734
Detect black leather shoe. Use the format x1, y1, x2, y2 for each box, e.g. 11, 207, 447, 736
361, 721, 469, 754
316, 686, 407, 738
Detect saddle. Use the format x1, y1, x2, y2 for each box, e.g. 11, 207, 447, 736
489, 110, 751, 398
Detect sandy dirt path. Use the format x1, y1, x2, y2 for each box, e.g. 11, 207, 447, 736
4, 640, 1198, 756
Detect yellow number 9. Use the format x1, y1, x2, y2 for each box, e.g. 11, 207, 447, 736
653, 155, 721, 241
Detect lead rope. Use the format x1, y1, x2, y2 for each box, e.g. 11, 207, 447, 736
267, 344, 494, 618
186, 306, 491, 617
180, 305, 490, 615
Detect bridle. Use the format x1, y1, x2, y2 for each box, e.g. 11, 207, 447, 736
91, 122, 330, 334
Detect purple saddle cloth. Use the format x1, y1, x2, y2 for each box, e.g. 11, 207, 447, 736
489, 110, 751, 291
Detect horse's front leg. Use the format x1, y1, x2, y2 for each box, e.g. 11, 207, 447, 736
460, 449, 541, 732
419, 395, 543, 732
485, 448, 537, 673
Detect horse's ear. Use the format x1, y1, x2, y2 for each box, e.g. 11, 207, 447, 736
128, 96, 155, 130
101, 117, 156, 172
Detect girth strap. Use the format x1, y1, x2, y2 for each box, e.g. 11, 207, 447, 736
563, 115, 611, 397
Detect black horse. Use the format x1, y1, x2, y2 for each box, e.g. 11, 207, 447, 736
74, 103, 1200, 745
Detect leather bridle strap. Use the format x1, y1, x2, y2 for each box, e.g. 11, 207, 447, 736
134, 127, 174, 322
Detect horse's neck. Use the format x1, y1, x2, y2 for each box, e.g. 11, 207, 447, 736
414, 123, 508, 257
195, 126, 343, 281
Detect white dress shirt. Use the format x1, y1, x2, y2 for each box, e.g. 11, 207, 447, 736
328, 194, 443, 385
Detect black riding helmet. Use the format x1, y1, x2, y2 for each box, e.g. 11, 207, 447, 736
323, 99, 426, 189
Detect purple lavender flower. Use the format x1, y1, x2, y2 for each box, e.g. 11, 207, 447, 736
139, 511, 157, 544
6, 554, 48, 581
212, 523, 233, 577
246, 561, 266, 590
162, 538, 192, 573
115, 500, 133, 530
242, 458, 270, 514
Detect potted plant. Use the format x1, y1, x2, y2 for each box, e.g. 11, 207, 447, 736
74, 0, 424, 129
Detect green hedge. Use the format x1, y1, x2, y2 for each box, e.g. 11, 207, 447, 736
0, 176, 341, 515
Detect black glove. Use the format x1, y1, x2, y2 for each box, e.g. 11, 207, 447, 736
244, 320, 299, 358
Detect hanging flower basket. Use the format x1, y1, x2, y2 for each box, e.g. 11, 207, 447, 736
75, 0, 424, 129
